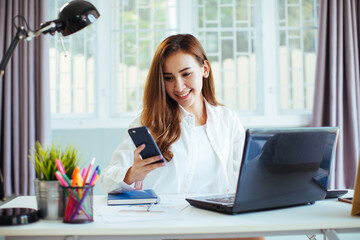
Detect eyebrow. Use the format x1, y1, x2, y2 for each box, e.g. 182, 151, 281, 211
163, 67, 191, 75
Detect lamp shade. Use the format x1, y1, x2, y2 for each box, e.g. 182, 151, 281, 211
58, 0, 100, 36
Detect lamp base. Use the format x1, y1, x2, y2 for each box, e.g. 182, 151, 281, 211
0, 208, 39, 225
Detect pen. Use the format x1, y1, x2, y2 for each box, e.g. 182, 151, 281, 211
81, 167, 86, 178
88, 166, 99, 186
71, 166, 81, 186
91, 175, 99, 186
147, 203, 154, 212
55, 171, 68, 187
338, 197, 353, 204
62, 173, 72, 186
84, 157, 95, 184
56, 159, 66, 174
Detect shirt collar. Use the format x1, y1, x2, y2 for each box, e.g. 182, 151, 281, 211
178, 99, 218, 122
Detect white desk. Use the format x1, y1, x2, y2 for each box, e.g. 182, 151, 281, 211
0, 194, 360, 240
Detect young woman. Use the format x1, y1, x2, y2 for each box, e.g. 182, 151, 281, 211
100, 34, 265, 240
99, 34, 246, 195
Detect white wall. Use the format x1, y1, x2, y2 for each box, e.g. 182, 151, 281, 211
52, 128, 127, 195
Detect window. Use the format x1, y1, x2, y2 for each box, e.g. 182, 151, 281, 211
196, 0, 259, 114
109, 0, 178, 116
50, 0, 320, 129
277, 0, 320, 112
49, 0, 97, 118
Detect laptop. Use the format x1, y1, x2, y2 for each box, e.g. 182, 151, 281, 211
186, 127, 339, 214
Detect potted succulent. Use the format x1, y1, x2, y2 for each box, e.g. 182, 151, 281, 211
29, 141, 82, 220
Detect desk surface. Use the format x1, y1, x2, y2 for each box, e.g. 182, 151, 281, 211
0, 194, 360, 240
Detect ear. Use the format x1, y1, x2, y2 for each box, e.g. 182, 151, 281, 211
203, 60, 210, 78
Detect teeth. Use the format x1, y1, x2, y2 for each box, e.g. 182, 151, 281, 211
178, 91, 190, 97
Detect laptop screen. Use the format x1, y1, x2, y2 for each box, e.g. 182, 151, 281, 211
233, 127, 339, 213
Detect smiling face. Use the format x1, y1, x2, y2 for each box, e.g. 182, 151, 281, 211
163, 51, 209, 114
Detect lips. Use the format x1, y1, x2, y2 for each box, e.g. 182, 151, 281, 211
176, 90, 191, 100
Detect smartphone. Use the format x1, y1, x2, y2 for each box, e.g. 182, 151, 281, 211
325, 189, 348, 199
128, 126, 165, 164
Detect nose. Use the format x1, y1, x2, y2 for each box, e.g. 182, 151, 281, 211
174, 76, 185, 92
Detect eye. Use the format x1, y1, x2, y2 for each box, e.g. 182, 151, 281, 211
164, 75, 173, 81
183, 72, 192, 77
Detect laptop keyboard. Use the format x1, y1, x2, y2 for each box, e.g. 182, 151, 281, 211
206, 196, 235, 204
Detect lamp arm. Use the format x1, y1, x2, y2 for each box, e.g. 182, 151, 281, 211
0, 22, 56, 79
0, 26, 28, 79
27, 22, 57, 39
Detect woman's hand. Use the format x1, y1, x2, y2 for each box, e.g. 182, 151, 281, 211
124, 144, 165, 185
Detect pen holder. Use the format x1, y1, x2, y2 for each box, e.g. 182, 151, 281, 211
62, 185, 94, 224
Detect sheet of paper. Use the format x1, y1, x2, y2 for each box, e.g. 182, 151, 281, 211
94, 202, 189, 223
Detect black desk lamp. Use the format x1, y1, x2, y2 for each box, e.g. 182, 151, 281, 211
0, 0, 99, 221
0, 0, 100, 79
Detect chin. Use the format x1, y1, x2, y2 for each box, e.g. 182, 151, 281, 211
178, 100, 194, 110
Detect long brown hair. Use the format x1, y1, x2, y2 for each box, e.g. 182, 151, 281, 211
141, 34, 220, 161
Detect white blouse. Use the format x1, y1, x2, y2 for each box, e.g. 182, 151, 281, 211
188, 124, 217, 193
99, 101, 246, 195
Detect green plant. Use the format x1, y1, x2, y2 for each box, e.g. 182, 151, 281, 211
29, 141, 82, 181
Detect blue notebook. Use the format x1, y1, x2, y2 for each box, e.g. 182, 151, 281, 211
107, 189, 160, 205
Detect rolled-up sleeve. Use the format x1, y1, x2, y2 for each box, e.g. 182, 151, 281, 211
99, 134, 135, 193
99, 118, 141, 193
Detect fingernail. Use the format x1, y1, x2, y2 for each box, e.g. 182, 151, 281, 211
158, 155, 162, 160
161, 162, 166, 166
141, 144, 145, 148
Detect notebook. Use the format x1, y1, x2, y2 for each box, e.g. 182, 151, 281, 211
107, 189, 160, 205
186, 127, 339, 214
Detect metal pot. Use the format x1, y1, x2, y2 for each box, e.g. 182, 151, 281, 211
34, 179, 64, 220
